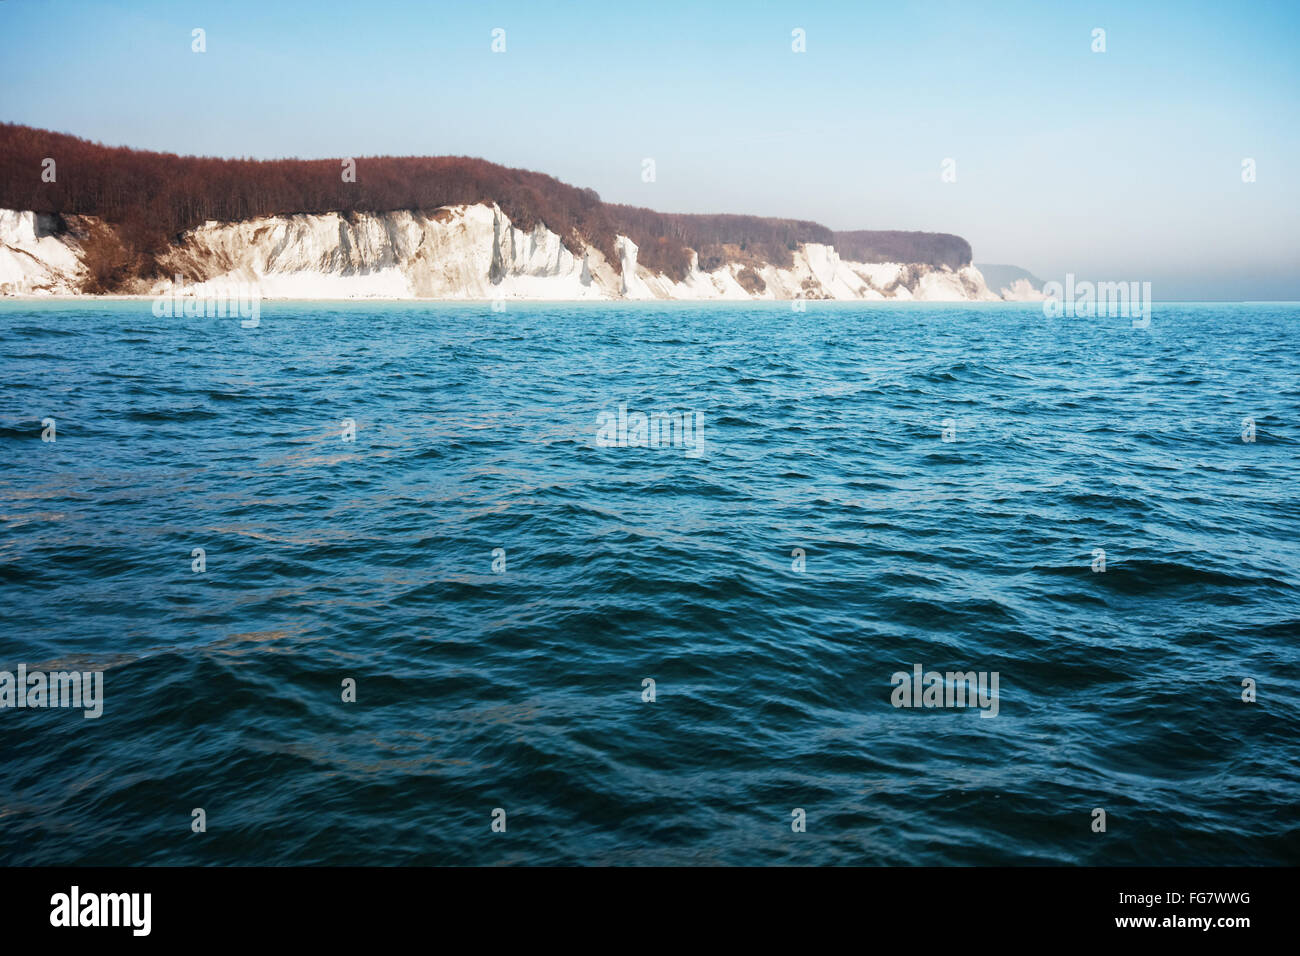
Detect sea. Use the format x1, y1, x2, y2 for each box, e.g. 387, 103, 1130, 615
1, 299, 1297, 865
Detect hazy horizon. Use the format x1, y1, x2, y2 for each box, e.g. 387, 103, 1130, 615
2, 0, 1297, 299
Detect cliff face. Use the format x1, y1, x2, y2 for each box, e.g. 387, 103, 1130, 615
0, 210, 84, 294
151, 205, 617, 300
0, 204, 1000, 302
975, 263, 1047, 301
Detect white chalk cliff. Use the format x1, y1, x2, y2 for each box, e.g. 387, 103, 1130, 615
0, 204, 1002, 301
0, 210, 86, 295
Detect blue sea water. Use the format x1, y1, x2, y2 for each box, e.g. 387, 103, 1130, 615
0, 299, 1297, 866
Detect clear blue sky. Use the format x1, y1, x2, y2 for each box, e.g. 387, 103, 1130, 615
2, 0, 1297, 298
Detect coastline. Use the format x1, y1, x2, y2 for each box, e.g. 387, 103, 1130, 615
0, 295, 1284, 305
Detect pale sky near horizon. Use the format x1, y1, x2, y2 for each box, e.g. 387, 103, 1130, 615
1, 0, 1297, 299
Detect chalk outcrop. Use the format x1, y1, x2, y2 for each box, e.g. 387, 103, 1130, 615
1, 204, 1002, 301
